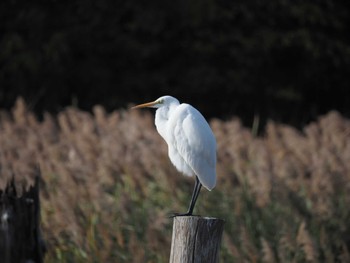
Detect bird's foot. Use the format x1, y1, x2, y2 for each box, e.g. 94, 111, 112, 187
168, 212, 200, 218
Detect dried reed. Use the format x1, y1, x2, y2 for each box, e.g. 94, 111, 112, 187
0, 98, 349, 262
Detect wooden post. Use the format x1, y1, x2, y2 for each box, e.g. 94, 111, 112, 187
0, 175, 46, 263
169, 216, 224, 263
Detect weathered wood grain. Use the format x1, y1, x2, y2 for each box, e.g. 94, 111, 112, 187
169, 216, 224, 263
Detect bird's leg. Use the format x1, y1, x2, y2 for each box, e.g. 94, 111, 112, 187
171, 177, 202, 217
187, 177, 202, 215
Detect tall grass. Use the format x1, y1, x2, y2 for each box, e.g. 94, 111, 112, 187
1, 98, 349, 262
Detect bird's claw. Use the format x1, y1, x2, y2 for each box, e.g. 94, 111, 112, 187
168, 212, 200, 218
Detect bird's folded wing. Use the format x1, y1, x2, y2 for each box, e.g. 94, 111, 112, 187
173, 106, 216, 190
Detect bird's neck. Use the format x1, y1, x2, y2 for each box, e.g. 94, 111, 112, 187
155, 104, 177, 141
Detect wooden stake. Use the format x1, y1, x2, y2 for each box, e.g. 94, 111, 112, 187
169, 216, 224, 263
0, 175, 45, 263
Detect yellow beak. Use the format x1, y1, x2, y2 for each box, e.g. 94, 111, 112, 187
131, 101, 158, 109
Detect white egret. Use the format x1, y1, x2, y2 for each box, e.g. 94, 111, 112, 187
132, 95, 216, 216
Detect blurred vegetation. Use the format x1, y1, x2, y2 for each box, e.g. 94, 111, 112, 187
0, 99, 349, 262
1, 0, 350, 126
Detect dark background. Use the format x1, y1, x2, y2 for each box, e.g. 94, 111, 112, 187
1, 0, 349, 128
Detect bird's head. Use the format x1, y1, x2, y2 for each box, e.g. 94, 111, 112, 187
132, 96, 179, 109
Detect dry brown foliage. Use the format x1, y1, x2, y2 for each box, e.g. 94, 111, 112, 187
0, 98, 349, 262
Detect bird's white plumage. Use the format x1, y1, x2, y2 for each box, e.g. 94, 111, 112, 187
141, 96, 217, 191
166, 104, 216, 190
